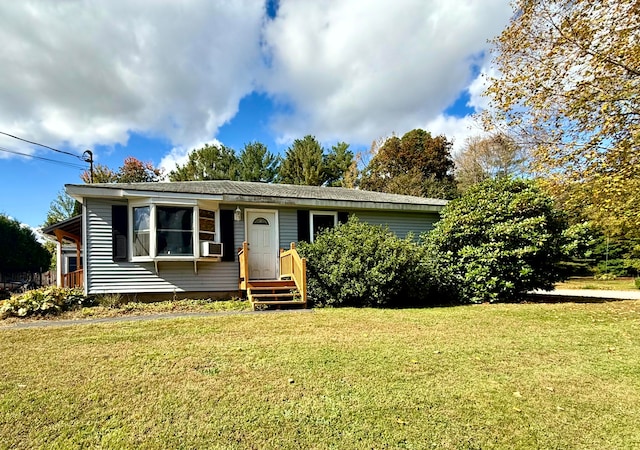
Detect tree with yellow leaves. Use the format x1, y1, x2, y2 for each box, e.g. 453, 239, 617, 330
485, 0, 640, 235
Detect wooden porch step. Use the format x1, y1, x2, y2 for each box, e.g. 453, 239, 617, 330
247, 280, 296, 288
243, 278, 305, 310
249, 286, 296, 292
250, 292, 296, 299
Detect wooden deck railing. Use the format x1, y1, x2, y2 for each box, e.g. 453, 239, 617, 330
63, 269, 83, 288
238, 242, 249, 290
279, 243, 307, 306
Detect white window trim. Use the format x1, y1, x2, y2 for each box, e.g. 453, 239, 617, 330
309, 210, 338, 242
128, 199, 219, 262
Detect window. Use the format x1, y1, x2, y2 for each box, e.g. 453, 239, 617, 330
133, 206, 150, 257
199, 209, 216, 241
67, 256, 83, 273
156, 206, 193, 256
310, 211, 337, 242
129, 203, 197, 260
122, 203, 229, 261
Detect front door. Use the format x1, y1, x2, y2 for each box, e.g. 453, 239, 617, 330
246, 210, 277, 280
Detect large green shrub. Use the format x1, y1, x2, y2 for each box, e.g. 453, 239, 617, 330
0, 286, 91, 319
424, 178, 569, 303
297, 217, 441, 308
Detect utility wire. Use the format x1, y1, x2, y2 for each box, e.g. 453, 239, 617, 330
0, 130, 84, 160
0, 146, 86, 170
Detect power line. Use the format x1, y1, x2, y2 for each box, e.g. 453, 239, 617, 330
0, 146, 87, 170
0, 130, 84, 160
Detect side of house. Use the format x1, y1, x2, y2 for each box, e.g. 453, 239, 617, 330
60, 181, 445, 298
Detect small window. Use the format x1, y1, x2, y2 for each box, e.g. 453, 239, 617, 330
68, 256, 83, 273
199, 209, 216, 241
310, 211, 337, 242
133, 206, 151, 257
252, 217, 269, 225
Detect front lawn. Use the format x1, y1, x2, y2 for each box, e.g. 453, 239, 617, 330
1, 302, 639, 448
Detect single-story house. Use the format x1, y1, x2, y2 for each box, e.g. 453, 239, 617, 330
44, 180, 446, 306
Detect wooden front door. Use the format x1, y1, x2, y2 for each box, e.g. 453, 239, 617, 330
246, 210, 277, 280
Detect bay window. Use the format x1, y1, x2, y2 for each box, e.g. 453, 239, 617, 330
128, 202, 208, 260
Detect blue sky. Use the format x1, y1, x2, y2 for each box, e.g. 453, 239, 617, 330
0, 0, 512, 229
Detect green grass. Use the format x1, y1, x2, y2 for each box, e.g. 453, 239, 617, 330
556, 277, 638, 291
1, 302, 640, 449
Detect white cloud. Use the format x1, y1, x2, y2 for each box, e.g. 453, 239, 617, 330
425, 113, 484, 155
262, 0, 512, 145
0, 0, 512, 167
0, 0, 264, 152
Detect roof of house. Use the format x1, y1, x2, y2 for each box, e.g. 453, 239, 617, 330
66, 180, 447, 212
41, 214, 82, 241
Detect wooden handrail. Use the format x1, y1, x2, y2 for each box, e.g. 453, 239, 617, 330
279, 242, 307, 306
238, 242, 249, 290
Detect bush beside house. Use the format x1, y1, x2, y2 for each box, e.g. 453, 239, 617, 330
297, 217, 446, 308
0, 287, 90, 319
424, 178, 570, 303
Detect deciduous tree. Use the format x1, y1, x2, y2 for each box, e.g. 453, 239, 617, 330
360, 129, 456, 198
117, 156, 163, 183
454, 133, 527, 192
44, 190, 81, 227
81, 157, 162, 183
485, 0, 640, 229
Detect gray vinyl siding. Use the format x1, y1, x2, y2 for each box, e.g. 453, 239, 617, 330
232, 216, 245, 262
277, 208, 438, 245
85, 198, 239, 295
279, 208, 298, 250
352, 211, 438, 238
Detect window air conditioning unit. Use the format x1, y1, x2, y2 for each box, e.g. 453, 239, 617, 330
201, 241, 223, 257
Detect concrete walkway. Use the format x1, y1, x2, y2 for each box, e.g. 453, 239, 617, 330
1, 308, 313, 330
528, 289, 640, 302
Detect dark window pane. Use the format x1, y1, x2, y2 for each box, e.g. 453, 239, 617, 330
156, 207, 194, 256
157, 207, 192, 231
313, 214, 336, 240
157, 231, 193, 256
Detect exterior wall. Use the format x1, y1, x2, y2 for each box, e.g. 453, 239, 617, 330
85, 198, 239, 296
83, 199, 440, 296
277, 207, 438, 244
278, 208, 298, 249
351, 210, 438, 238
